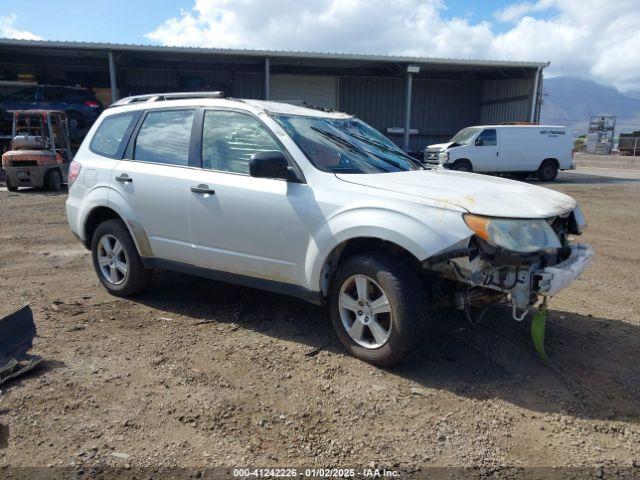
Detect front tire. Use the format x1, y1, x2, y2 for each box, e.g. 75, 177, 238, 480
449, 159, 472, 172
91, 219, 152, 296
5, 175, 18, 192
329, 252, 425, 367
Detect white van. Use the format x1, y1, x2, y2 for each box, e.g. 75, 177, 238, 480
424, 125, 575, 181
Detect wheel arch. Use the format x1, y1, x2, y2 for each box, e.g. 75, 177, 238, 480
539, 157, 559, 169
83, 206, 122, 249
450, 158, 473, 171
316, 236, 424, 297
306, 206, 471, 296
82, 204, 153, 258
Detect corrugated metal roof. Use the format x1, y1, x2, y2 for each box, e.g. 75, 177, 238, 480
0, 38, 549, 69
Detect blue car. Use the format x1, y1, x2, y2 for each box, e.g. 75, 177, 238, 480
0, 85, 103, 140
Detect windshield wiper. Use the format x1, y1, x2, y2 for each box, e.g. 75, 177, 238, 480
312, 126, 420, 172
344, 131, 425, 170
310, 126, 364, 154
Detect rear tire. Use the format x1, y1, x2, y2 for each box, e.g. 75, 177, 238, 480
449, 160, 472, 172
45, 169, 62, 191
537, 160, 558, 181
67, 111, 83, 130
329, 252, 425, 367
91, 219, 152, 297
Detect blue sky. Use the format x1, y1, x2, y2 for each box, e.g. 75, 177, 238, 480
0, 0, 193, 43
2, 0, 536, 44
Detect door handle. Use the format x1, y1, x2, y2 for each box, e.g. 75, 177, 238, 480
115, 174, 132, 183
191, 184, 215, 195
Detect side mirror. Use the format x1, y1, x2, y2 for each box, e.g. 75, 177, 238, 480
249, 151, 300, 182
475, 137, 484, 146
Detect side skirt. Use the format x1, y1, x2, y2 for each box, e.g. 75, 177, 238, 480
141, 257, 324, 305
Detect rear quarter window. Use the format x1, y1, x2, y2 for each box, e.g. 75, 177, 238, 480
89, 112, 139, 158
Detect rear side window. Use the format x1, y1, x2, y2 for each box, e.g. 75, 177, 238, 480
202, 110, 283, 174
90, 112, 138, 158
134, 109, 194, 166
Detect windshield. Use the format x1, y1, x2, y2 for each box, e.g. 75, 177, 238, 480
273, 114, 423, 174
450, 127, 481, 145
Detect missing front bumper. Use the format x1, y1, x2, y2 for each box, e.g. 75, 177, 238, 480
426, 242, 594, 319
534, 243, 594, 296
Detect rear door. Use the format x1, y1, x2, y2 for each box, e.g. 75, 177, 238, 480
110, 108, 197, 264
472, 128, 498, 171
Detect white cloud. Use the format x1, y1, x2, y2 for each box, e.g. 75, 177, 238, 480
0, 14, 43, 41
146, 0, 640, 93
494, 0, 555, 22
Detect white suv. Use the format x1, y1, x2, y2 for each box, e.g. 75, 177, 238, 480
66, 92, 593, 366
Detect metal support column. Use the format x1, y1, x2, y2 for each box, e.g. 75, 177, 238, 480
264, 57, 270, 100
403, 71, 413, 152
529, 66, 541, 123
108, 51, 119, 104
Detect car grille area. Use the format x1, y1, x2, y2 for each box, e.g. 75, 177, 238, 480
424, 149, 441, 164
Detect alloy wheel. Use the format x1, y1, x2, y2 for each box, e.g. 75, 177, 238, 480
97, 234, 128, 285
338, 274, 393, 349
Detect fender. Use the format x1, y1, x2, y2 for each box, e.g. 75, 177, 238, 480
106, 188, 154, 257
71, 185, 113, 242
305, 204, 472, 292
75, 187, 152, 257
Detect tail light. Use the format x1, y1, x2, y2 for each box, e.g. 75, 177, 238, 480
68, 161, 81, 186
85, 100, 100, 108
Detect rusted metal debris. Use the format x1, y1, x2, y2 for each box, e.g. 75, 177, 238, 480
0, 305, 42, 387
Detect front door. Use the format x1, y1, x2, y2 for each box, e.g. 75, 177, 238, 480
110, 108, 197, 264
188, 109, 311, 287
472, 128, 499, 171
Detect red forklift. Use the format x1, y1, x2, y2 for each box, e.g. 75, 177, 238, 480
1, 110, 73, 192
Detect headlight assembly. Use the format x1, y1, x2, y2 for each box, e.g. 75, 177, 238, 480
463, 214, 562, 253
568, 205, 587, 235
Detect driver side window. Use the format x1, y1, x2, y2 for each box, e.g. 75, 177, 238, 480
476, 129, 497, 146
202, 110, 283, 174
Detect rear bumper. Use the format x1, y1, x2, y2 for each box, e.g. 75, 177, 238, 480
3, 166, 48, 188
65, 195, 83, 242
535, 243, 594, 296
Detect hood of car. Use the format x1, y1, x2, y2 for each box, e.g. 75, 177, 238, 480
426, 142, 454, 151
336, 169, 576, 218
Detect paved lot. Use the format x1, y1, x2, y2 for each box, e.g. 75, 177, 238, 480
555, 167, 640, 184
0, 166, 639, 478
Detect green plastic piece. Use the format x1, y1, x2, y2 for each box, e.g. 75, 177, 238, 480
531, 302, 549, 364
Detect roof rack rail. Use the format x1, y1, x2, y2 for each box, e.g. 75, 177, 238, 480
110, 91, 225, 107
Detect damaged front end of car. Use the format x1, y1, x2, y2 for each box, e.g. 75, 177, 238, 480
424, 207, 593, 322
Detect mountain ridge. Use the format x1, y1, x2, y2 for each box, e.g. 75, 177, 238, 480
540, 76, 640, 137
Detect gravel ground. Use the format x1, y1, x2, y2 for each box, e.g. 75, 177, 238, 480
0, 169, 639, 479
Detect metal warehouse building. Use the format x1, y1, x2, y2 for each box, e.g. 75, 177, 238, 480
0, 39, 547, 152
